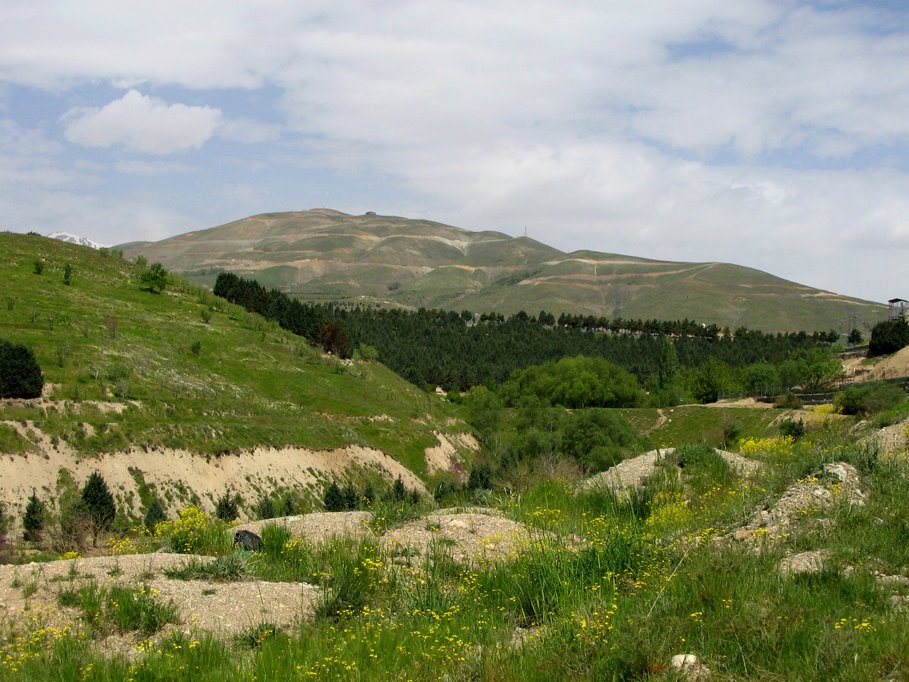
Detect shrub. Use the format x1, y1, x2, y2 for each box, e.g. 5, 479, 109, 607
33, 259, 43, 275
500, 355, 643, 408
774, 393, 804, 409
154, 505, 231, 554
467, 464, 493, 491
22, 491, 46, 542
390, 477, 407, 502
63, 263, 73, 285
138, 262, 168, 293
256, 496, 276, 520
868, 318, 909, 357
55, 499, 91, 552
341, 482, 358, 511
0, 339, 44, 398
779, 418, 807, 440
835, 382, 907, 416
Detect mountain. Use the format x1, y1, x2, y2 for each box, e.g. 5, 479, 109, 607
118, 209, 886, 333
47, 231, 108, 249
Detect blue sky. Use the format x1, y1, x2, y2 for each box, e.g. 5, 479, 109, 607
1, 1, 907, 303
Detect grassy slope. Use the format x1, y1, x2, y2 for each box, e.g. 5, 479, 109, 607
0, 233, 465, 474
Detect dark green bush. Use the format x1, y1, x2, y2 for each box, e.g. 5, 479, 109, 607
0, 339, 44, 399
868, 318, 909, 357
256, 496, 276, 520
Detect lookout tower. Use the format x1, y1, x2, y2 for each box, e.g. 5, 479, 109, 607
888, 298, 908, 319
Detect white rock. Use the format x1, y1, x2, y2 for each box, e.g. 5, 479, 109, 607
671, 654, 701, 669
671, 653, 711, 679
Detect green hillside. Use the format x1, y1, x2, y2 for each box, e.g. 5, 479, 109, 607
118, 209, 887, 333
0, 233, 465, 474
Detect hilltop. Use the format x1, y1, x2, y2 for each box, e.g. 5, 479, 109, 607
119, 209, 886, 333
0, 232, 473, 524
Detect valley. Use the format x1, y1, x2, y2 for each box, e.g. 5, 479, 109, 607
1, 231, 908, 680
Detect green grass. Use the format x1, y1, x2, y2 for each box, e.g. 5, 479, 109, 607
55, 581, 177, 637
0, 233, 465, 469
163, 554, 249, 582
5, 428, 909, 679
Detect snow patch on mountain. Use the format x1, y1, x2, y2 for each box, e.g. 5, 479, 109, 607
47, 232, 109, 249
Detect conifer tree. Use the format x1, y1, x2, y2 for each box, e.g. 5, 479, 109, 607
0, 339, 44, 399
144, 497, 167, 532
215, 491, 239, 521
81, 472, 116, 546
22, 491, 45, 542
323, 482, 344, 512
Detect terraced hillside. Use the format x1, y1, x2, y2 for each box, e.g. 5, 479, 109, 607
118, 209, 886, 333
0, 233, 473, 523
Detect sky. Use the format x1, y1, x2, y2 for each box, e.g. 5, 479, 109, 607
1, 1, 907, 304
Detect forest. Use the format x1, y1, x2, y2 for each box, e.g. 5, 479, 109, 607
213, 273, 842, 402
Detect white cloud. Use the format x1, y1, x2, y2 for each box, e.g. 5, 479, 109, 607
1, 2, 908, 302
218, 117, 282, 144
63, 90, 221, 154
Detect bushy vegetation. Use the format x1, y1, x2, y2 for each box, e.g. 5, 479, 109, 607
215, 491, 240, 522
498, 356, 643, 408
138, 262, 168, 293
868, 317, 909, 357
834, 381, 908, 417
0, 339, 44, 399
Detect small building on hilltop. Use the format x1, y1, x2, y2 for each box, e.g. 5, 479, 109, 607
889, 298, 908, 319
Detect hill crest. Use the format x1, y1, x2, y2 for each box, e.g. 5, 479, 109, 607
118, 209, 886, 333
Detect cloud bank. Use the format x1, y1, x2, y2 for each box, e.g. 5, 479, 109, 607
0, 1, 906, 302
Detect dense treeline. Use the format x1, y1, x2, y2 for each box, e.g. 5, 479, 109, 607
214, 272, 837, 394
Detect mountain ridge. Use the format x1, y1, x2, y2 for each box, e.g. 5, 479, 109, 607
118, 209, 886, 333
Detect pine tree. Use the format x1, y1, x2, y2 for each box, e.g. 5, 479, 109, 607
144, 497, 167, 533
341, 482, 358, 510
323, 482, 344, 512
81, 472, 116, 546
22, 491, 45, 542
215, 491, 239, 521
391, 477, 407, 502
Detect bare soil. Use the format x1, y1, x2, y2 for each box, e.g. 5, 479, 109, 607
0, 435, 428, 531
0, 553, 320, 646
